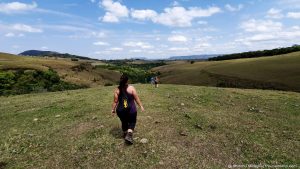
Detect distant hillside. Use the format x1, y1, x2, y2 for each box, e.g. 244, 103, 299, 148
0, 52, 120, 88
153, 51, 300, 92
19, 50, 97, 60
209, 45, 300, 61
169, 54, 219, 60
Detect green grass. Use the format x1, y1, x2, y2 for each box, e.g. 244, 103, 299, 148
0, 84, 299, 168
154, 52, 300, 92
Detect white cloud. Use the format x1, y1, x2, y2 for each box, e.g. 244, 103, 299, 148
41, 24, 90, 32
192, 43, 211, 52
5, 32, 15, 37
93, 41, 110, 46
152, 6, 221, 27
236, 27, 300, 46
168, 47, 189, 51
129, 6, 220, 27
0, 2, 37, 14
101, 13, 119, 22
109, 47, 123, 51
194, 43, 211, 48
6, 24, 43, 33
277, 0, 300, 9
266, 8, 283, 19
131, 9, 157, 20
130, 49, 142, 53
236, 34, 276, 42
41, 46, 48, 50
4, 32, 24, 37
168, 35, 188, 42
123, 41, 153, 49
240, 19, 282, 32
287, 12, 300, 19
100, 2, 220, 27
91, 31, 106, 38
225, 4, 243, 12
12, 45, 20, 49
100, 0, 129, 23
197, 21, 207, 25
95, 51, 111, 55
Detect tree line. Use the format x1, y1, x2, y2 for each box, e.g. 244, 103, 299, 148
209, 45, 300, 61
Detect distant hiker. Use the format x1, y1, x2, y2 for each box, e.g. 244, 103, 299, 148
154, 76, 159, 88
150, 77, 154, 84
111, 75, 145, 144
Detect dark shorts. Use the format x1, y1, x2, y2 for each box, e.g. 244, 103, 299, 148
117, 110, 137, 131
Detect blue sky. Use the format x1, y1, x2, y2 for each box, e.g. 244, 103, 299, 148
0, 0, 300, 59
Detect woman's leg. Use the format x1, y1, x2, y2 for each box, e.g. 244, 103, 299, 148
127, 111, 137, 131
117, 111, 128, 132
124, 111, 137, 144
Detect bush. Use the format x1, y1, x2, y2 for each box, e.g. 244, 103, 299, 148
104, 83, 113, 86
0, 69, 84, 96
71, 58, 79, 61
96, 62, 164, 84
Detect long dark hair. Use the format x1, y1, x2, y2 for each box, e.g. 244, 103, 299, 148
118, 74, 128, 93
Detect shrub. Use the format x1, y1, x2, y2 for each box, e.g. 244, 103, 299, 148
104, 83, 113, 86
71, 58, 79, 61
0, 69, 84, 96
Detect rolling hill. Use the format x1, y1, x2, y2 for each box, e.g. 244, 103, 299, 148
154, 51, 300, 92
0, 52, 120, 87
0, 84, 299, 168
19, 50, 96, 61
168, 54, 220, 60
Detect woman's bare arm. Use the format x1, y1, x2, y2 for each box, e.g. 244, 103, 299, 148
132, 87, 144, 112
111, 89, 119, 115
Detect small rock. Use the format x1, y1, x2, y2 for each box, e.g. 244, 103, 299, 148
180, 131, 188, 136
55, 115, 61, 118
33, 118, 38, 122
92, 116, 97, 120
159, 161, 164, 165
195, 124, 203, 129
140, 138, 148, 144
99, 125, 104, 128
180, 103, 185, 106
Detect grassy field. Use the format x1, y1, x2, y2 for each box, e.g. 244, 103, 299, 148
0, 84, 299, 168
154, 52, 300, 92
0, 52, 120, 87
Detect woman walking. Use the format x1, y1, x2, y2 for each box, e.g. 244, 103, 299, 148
154, 76, 159, 88
111, 75, 144, 144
